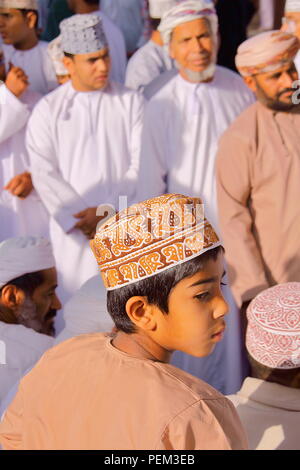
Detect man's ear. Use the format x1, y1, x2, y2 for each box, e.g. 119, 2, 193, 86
125, 296, 157, 331
0, 285, 26, 311
243, 75, 258, 93
26, 11, 38, 30
63, 56, 75, 76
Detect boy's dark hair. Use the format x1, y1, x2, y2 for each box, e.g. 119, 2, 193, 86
0, 271, 44, 298
107, 245, 223, 334
20, 9, 39, 30
84, 0, 99, 4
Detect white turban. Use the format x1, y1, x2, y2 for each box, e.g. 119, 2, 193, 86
235, 30, 299, 77
149, 0, 178, 19
47, 36, 69, 77
0, 0, 38, 9
0, 237, 55, 288
158, 0, 218, 45
285, 0, 300, 12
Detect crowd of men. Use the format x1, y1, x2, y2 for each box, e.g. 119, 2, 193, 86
0, 0, 299, 450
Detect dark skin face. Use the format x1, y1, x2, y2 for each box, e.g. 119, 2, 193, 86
0, 8, 38, 50
63, 48, 111, 92
0, 268, 61, 337
244, 61, 299, 111
112, 252, 228, 363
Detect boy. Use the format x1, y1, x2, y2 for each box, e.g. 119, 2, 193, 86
0, 194, 248, 450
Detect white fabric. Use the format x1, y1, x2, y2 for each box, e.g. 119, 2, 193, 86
2, 41, 57, 95
60, 14, 108, 55
47, 36, 68, 77
98, 11, 127, 84
54, 275, 113, 345
0, 236, 54, 287
0, 85, 49, 242
26, 80, 144, 313
285, 0, 300, 12
137, 67, 255, 393
149, 0, 177, 19
158, 0, 218, 45
259, 0, 274, 30
0, 321, 53, 406
100, 0, 145, 53
294, 49, 300, 74
126, 39, 174, 92
228, 377, 300, 450
0, 0, 38, 8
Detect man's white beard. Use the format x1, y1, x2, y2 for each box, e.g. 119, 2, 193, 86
181, 62, 216, 83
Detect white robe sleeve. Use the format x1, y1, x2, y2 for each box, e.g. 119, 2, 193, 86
115, 92, 145, 205
135, 98, 168, 202
0, 85, 30, 145
26, 99, 88, 233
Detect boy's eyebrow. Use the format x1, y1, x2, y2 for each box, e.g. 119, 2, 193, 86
189, 270, 226, 288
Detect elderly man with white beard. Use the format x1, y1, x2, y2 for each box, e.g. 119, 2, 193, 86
0, 236, 61, 405
136, 0, 255, 394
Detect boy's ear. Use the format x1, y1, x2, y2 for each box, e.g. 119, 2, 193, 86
125, 296, 157, 331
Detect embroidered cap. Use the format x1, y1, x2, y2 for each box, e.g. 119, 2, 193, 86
0, 0, 38, 9
246, 283, 300, 370
60, 13, 108, 55
90, 194, 221, 290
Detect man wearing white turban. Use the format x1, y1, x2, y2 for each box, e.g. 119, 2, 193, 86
0, 236, 61, 404
26, 14, 144, 320
216, 31, 300, 320
136, 0, 254, 394
125, 0, 177, 94
227, 283, 300, 450
0, 0, 57, 95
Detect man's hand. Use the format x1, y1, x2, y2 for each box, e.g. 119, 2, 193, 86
5, 62, 29, 97
73, 207, 108, 239
4, 172, 33, 199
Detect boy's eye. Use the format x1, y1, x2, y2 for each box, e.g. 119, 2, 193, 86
195, 291, 210, 301
221, 282, 227, 286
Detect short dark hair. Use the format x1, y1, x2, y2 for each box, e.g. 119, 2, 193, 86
64, 52, 74, 59
84, 0, 99, 4
107, 245, 223, 334
150, 18, 161, 30
0, 271, 44, 298
20, 9, 39, 30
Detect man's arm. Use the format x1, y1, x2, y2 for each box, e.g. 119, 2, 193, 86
26, 99, 88, 233
0, 66, 30, 144
216, 131, 269, 307
134, 98, 168, 203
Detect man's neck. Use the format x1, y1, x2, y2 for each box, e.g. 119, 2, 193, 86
13, 34, 38, 51
0, 306, 17, 325
151, 30, 163, 46
112, 331, 172, 363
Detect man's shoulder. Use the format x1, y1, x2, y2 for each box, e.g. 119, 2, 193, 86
109, 81, 145, 104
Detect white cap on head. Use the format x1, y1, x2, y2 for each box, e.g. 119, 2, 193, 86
158, 0, 218, 45
149, 0, 178, 19
0, 237, 55, 288
0, 0, 38, 10
60, 13, 108, 55
285, 0, 300, 12
47, 35, 69, 76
